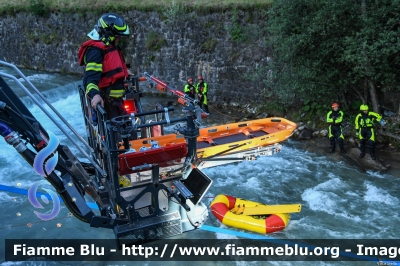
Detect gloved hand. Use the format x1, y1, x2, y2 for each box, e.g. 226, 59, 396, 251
91, 94, 104, 110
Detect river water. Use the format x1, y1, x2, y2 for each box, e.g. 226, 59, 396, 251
0, 67, 399, 266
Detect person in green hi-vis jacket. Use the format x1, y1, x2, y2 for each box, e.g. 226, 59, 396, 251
355, 104, 383, 160
184, 77, 196, 100
326, 102, 346, 154
196, 75, 209, 115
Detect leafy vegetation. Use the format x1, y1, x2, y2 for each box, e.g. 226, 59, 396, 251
29, 0, 49, 17
161, 1, 187, 23
264, 0, 400, 114
225, 9, 245, 42
145, 31, 166, 51
200, 38, 218, 53
0, 0, 271, 14
302, 100, 325, 120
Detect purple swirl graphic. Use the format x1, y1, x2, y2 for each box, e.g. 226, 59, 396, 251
28, 180, 61, 221
33, 130, 59, 177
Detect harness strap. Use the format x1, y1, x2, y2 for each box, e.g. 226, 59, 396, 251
101, 67, 123, 78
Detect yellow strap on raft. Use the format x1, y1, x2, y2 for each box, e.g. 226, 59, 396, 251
242, 204, 302, 215
230, 204, 245, 214
230, 205, 239, 213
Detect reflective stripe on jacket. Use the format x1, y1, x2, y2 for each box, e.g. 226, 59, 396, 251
326, 110, 344, 125
78, 40, 128, 98
355, 111, 382, 129
196, 82, 208, 105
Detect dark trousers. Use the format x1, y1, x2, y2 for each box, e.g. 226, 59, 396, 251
198, 96, 209, 113
329, 124, 344, 152
105, 97, 127, 120
359, 127, 375, 156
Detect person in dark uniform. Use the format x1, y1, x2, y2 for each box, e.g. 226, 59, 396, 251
78, 13, 131, 121
326, 102, 346, 153
78, 13, 138, 143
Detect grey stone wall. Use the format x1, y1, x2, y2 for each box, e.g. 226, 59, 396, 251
0, 10, 270, 107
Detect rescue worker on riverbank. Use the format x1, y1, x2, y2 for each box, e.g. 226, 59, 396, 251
78, 13, 131, 121
184, 77, 196, 100
196, 75, 209, 115
355, 104, 383, 160
326, 102, 346, 154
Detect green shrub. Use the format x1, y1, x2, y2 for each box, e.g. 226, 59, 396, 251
29, 0, 49, 17
302, 100, 325, 120
162, 1, 187, 23
225, 8, 244, 42
351, 99, 362, 110
145, 31, 166, 51
200, 38, 218, 53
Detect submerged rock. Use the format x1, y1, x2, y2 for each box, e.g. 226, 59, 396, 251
344, 147, 390, 172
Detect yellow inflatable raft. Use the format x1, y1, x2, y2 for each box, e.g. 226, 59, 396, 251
210, 194, 300, 234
